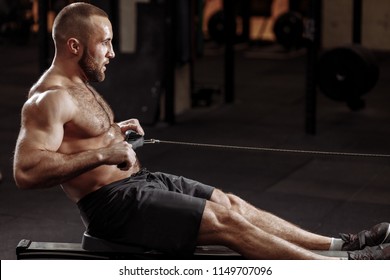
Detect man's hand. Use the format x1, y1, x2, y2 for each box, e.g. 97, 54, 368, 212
101, 141, 137, 170
117, 118, 145, 136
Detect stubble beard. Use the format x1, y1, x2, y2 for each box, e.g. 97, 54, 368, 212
79, 50, 105, 82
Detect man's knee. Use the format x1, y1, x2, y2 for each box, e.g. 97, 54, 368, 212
210, 189, 247, 215
198, 200, 248, 245
226, 193, 247, 215
210, 188, 232, 208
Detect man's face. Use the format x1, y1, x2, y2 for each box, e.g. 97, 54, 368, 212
79, 47, 105, 82
79, 16, 114, 82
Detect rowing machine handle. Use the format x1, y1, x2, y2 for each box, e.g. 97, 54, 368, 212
124, 129, 144, 149
117, 130, 144, 169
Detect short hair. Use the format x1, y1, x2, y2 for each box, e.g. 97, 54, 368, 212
52, 2, 108, 46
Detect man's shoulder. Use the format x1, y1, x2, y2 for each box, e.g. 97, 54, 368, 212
23, 84, 77, 122
28, 68, 83, 102
27, 85, 73, 107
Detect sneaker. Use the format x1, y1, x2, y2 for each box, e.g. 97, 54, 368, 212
348, 245, 390, 260
340, 222, 390, 251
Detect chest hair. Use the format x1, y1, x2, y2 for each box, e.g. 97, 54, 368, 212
67, 84, 114, 135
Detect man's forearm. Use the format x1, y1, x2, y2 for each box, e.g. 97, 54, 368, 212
14, 148, 106, 189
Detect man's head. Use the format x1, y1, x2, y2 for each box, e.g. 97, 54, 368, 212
52, 2, 115, 82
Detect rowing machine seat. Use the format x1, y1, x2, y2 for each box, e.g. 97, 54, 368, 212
81, 232, 153, 254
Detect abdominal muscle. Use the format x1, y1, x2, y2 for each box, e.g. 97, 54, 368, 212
59, 124, 140, 203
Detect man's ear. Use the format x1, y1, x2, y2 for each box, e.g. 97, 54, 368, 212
67, 38, 81, 55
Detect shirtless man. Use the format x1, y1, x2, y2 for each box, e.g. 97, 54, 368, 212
13, 2, 390, 260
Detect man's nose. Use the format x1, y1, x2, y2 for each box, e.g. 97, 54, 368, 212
108, 48, 115, 59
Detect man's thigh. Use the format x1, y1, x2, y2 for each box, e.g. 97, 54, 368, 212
152, 171, 215, 199
115, 186, 209, 254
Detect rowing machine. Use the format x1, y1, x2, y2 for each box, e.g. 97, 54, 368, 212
16, 232, 354, 260
16, 232, 243, 260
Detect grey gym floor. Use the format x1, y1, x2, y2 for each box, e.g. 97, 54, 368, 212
1, 42, 389, 260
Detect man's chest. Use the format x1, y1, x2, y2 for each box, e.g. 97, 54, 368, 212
67, 87, 114, 136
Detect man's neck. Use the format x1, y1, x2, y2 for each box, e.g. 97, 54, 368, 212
51, 57, 88, 85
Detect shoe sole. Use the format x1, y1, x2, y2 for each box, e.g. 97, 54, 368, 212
382, 225, 390, 245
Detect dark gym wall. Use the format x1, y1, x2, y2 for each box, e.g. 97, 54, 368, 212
322, 0, 390, 50
92, 0, 166, 125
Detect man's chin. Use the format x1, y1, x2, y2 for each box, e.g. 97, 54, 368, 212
98, 71, 106, 82
89, 73, 105, 83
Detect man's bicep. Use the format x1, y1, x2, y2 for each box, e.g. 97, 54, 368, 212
19, 121, 64, 152
14, 112, 65, 182
18, 91, 72, 152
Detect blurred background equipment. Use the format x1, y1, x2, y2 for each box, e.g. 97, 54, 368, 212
318, 45, 380, 111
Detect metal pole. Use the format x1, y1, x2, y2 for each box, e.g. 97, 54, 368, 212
164, 0, 176, 124
305, 0, 322, 135
353, 0, 362, 44
223, 0, 234, 103
241, 0, 250, 43
38, 0, 49, 74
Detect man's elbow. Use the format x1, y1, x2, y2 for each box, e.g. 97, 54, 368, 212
13, 169, 39, 189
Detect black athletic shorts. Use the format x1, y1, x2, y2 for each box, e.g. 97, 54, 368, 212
77, 169, 214, 255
